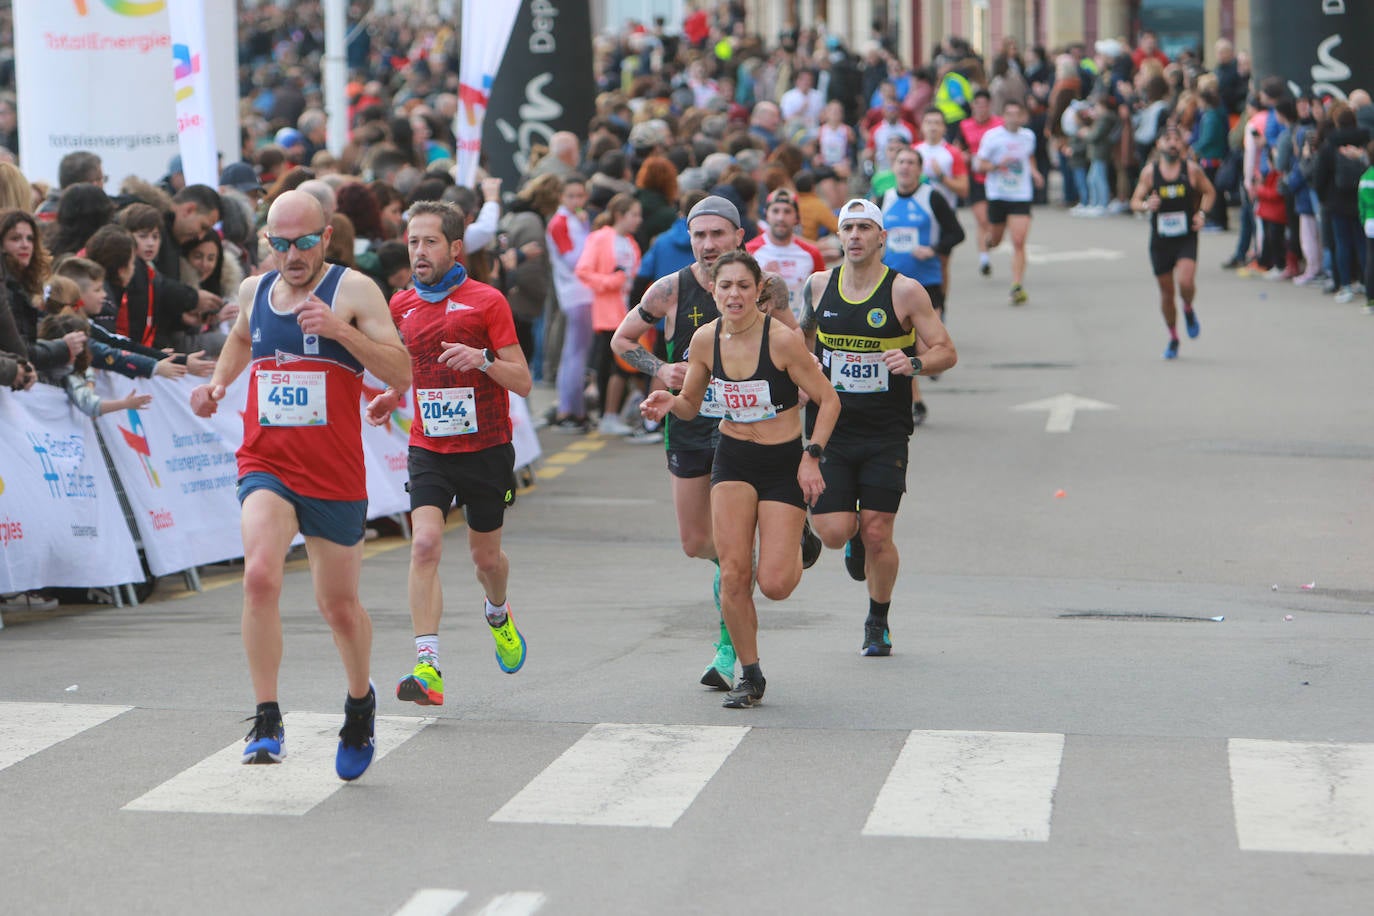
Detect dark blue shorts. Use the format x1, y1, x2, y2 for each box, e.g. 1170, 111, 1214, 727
237, 472, 367, 547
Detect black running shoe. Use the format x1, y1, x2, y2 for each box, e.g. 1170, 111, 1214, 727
979, 260, 991, 277
801, 519, 822, 569
722, 674, 766, 708
844, 533, 866, 581
912, 400, 928, 426
861, 620, 892, 657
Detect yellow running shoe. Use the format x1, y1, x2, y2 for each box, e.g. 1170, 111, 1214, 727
396, 660, 444, 706
489, 610, 527, 673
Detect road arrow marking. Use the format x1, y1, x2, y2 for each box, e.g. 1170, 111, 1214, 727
1012, 393, 1117, 432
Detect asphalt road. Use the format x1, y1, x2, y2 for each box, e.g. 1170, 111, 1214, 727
2, 208, 1373, 916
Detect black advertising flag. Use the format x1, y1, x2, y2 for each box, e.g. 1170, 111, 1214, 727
1250, 1, 1374, 100
482, 1, 596, 187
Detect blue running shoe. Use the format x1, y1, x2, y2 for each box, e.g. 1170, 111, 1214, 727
242, 710, 284, 764
1184, 310, 1200, 339
335, 684, 375, 781
1163, 339, 1179, 360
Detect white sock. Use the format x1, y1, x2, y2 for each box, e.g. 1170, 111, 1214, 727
485, 598, 509, 626
415, 635, 439, 666
979, 252, 990, 266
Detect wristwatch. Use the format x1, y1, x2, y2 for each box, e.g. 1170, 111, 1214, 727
909, 356, 923, 375
804, 442, 825, 460
478, 348, 495, 373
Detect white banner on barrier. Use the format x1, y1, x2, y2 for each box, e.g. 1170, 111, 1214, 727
0, 386, 143, 592
94, 373, 245, 578
13, 0, 179, 191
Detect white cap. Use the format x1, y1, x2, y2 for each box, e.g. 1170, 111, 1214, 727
838, 198, 884, 230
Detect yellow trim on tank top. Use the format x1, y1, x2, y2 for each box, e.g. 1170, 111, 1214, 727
837, 264, 891, 305
816, 328, 917, 352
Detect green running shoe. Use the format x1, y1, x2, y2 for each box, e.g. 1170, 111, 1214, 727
700, 640, 736, 690
396, 659, 444, 706
489, 610, 527, 673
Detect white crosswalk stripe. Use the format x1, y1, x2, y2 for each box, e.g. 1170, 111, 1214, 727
863, 730, 1066, 841
489, 722, 749, 828
391, 890, 547, 916
122, 711, 434, 815
8, 701, 1374, 858
0, 701, 130, 773
1229, 738, 1374, 854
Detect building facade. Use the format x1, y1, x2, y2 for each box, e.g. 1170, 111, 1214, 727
702, 1, 1252, 66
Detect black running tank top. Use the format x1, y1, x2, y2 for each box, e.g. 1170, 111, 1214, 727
807, 266, 915, 439
711, 315, 799, 421
665, 264, 721, 451
1150, 160, 1195, 241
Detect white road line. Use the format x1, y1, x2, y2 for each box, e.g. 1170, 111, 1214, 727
1230, 738, 1374, 854
391, 889, 468, 916
474, 892, 547, 916
122, 712, 433, 815
0, 701, 131, 773
863, 730, 1066, 841
490, 722, 748, 828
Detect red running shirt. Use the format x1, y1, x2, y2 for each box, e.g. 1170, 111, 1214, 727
390, 278, 520, 455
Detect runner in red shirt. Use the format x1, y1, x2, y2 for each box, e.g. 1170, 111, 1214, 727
190, 190, 412, 782
366, 201, 533, 708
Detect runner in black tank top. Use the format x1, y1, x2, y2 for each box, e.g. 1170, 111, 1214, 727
640, 250, 841, 708
1131, 126, 1216, 360
799, 198, 958, 658
607, 197, 799, 693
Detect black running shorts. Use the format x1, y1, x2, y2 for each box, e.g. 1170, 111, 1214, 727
407, 444, 515, 532
810, 436, 908, 516
710, 435, 805, 508
988, 199, 1032, 224
1150, 234, 1199, 276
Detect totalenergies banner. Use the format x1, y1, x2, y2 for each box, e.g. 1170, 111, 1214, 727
0, 385, 143, 594
13, 0, 179, 190
455, 0, 522, 187
1251, 0, 1374, 101
482, 0, 597, 187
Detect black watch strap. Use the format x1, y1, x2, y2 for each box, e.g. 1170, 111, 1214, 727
910, 356, 923, 375
805, 442, 825, 459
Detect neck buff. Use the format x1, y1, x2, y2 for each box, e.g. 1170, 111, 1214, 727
412, 262, 467, 302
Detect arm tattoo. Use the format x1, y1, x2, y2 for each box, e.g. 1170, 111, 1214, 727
639, 273, 677, 318
799, 278, 819, 333
621, 345, 665, 377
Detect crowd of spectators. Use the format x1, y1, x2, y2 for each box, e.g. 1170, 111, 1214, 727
0, 1, 1372, 609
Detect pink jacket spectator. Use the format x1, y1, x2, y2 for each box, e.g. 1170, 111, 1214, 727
575, 225, 642, 333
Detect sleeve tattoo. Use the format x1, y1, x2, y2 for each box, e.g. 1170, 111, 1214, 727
799, 279, 818, 333
621, 345, 665, 377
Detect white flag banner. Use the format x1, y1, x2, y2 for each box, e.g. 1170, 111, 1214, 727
12, 0, 178, 191
166, 0, 218, 187
0, 385, 143, 593
93, 373, 245, 578
455, 0, 522, 187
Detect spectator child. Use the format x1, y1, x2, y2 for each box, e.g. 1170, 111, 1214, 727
1255, 147, 1288, 275
36, 304, 153, 418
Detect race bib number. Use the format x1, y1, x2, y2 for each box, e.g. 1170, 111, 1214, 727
417, 387, 477, 437
995, 160, 1024, 195
830, 351, 889, 393
1157, 211, 1189, 237
700, 379, 727, 418
716, 378, 777, 424
257, 370, 327, 426
887, 227, 919, 253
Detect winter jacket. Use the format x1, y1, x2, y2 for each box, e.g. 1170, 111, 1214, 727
575, 226, 641, 333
